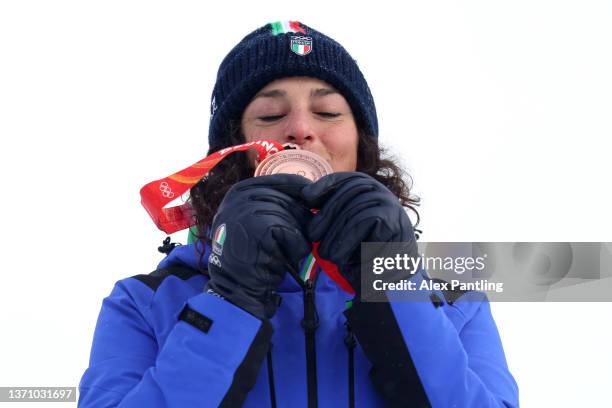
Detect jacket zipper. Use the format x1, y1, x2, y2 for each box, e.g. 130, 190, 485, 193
344, 322, 356, 408
301, 279, 319, 408
267, 348, 277, 408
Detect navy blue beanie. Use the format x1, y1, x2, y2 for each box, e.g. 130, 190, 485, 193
207, 21, 378, 150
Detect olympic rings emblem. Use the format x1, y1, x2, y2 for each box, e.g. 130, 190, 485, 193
159, 181, 175, 198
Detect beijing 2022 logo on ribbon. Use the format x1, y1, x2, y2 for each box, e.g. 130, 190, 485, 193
290, 36, 313, 56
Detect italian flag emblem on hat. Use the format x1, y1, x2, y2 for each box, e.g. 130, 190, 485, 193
290, 36, 313, 56
270, 20, 306, 35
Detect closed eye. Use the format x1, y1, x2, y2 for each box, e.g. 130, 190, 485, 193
316, 112, 341, 118
258, 114, 286, 122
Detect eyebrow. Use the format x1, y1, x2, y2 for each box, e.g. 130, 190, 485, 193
252, 87, 339, 100
311, 88, 339, 98
253, 89, 287, 99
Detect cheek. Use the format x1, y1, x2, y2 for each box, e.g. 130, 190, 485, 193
242, 126, 284, 169
322, 127, 359, 171
243, 127, 284, 143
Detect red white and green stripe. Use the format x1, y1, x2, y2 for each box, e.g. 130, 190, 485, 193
300, 252, 318, 281
213, 224, 226, 246
270, 21, 306, 35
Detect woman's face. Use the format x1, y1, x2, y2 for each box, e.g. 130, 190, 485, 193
241, 77, 359, 172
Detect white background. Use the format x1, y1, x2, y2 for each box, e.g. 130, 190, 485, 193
1, 1, 611, 406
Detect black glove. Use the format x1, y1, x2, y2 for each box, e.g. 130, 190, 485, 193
302, 172, 418, 298
205, 174, 313, 320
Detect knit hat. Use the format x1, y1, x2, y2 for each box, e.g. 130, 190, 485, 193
207, 21, 378, 150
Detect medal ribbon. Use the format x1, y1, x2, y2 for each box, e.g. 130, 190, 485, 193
140, 140, 284, 235
140, 139, 356, 295
299, 249, 355, 296
312, 242, 355, 295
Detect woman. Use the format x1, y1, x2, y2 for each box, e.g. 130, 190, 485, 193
79, 21, 519, 407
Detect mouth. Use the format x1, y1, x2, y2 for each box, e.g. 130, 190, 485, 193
282, 142, 301, 150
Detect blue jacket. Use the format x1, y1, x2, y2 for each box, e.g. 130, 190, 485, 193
79, 242, 519, 407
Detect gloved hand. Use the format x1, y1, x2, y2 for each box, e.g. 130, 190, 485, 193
205, 174, 313, 320
302, 172, 419, 298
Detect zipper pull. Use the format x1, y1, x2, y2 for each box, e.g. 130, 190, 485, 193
301, 279, 320, 334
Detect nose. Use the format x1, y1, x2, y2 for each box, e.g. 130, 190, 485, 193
283, 110, 315, 146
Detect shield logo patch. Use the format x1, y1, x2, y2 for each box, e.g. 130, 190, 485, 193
290, 36, 313, 56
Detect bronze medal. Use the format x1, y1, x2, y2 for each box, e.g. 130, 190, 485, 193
254, 145, 332, 182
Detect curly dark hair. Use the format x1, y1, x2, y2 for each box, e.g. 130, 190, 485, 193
188, 120, 421, 270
